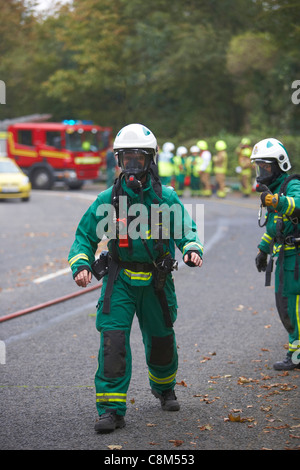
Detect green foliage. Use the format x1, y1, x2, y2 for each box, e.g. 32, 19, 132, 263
0, 0, 300, 141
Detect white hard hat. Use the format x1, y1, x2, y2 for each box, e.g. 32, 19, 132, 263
162, 142, 175, 153
190, 145, 199, 153
113, 123, 158, 163
177, 146, 188, 156
251, 138, 291, 172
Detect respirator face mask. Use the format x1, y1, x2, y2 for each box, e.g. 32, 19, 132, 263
255, 159, 282, 186
117, 149, 153, 189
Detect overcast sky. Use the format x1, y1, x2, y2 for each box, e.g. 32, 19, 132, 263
33, 0, 72, 12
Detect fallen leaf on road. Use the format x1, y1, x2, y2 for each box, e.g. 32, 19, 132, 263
107, 445, 122, 450
200, 357, 211, 363
176, 380, 187, 387
225, 414, 254, 423
198, 424, 213, 431
169, 440, 184, 447
238, 376, 258, 384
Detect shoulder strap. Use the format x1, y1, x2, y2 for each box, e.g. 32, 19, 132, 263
279, 174, 300, 196
149, 161, 162, 199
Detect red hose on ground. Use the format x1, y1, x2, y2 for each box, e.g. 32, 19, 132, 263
0, 282, 102, 323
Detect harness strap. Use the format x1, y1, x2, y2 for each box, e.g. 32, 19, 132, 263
102, 259, 121, 314
155, 289, 173, 328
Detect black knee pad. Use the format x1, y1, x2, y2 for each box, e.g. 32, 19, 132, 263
103, 330, 126, 378
150, 334, 174, 366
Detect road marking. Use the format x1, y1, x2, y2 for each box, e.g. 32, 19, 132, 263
33, 267, 71, 284
4, 300, 97, 345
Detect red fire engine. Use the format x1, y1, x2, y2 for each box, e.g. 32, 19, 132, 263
6, 121, 112, 189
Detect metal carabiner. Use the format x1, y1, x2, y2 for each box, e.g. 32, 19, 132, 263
258, 204, 267, 227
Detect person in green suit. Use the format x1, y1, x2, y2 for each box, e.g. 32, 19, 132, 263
68, 124, 203, 433
252, 138, 300, 371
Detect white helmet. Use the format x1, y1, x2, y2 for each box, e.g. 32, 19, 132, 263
177, 146, 188, 156
190, 145, 199, 153
251, 138, 291, 185
251, 138, 291, 172
162, 142, 175, 153
113, 123, 158, 163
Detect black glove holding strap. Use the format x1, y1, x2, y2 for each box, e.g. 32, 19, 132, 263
255, 250, 268, 272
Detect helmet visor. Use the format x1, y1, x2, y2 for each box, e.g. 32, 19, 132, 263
255, 160, 273, 181
117, 149, 153, 176
254, 158, 281, 185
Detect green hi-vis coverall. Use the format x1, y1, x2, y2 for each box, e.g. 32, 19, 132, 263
68, 175, 203, 417
258, 174, 300, 357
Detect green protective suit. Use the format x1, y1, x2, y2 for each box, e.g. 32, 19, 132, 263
258, 174, 300, 358
68, 174, 203, 417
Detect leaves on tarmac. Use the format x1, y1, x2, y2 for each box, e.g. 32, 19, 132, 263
225, 413, 255, 423
169, 439, 184, 447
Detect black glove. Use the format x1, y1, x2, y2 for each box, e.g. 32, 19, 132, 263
255, 250, 268, 272
185, 250, 201, 267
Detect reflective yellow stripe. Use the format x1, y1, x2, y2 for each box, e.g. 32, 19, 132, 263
123, 270, 152, 281
69, 253, 89, 266
8, 132, 37, 158
296, 295, 300, 344
40, 149, 69, 159
183, 241, 203, 252
262, 232, 272, 244
286, 196, 295, 216
96, 393, 126, 403
273, 244, 296, 254
74, 156, 101, 164
149, 371, 177, 385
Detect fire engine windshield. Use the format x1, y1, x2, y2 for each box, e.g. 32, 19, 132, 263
65, 128, 109, 152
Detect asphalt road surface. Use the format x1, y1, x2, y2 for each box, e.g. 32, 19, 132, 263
0, 183, 299, 452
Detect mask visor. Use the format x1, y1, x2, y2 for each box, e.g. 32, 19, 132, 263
255, 160, 273, 181
117, 149, 153, 177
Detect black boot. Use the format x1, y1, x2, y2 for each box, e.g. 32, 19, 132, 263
151, 388, 180, 411
95, 410, 125, 433
273, 353, 300, 371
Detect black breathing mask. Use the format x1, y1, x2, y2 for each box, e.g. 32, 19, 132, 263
116, 149, 153, 188
255, 159, 282, 187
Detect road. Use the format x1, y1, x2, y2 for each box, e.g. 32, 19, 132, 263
0, 184, 299, 452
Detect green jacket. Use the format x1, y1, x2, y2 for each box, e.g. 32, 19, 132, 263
258, 174, 300, 259
68, 175, 203, 287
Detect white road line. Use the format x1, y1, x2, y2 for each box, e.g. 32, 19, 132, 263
33, 267, 71, 284
5, 301, 97, 345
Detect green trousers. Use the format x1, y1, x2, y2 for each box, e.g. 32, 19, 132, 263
95, 274, 178, 416
275, 255, 300, 356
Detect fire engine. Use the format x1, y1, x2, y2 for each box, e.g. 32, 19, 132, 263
6, 121, 112, 189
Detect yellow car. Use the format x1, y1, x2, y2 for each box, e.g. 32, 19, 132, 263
0, 157, 31, 201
